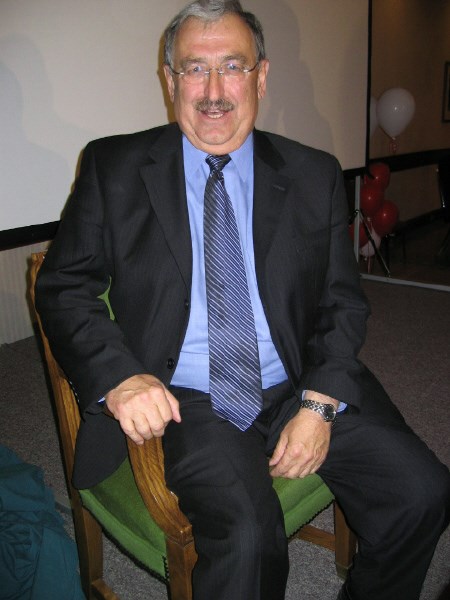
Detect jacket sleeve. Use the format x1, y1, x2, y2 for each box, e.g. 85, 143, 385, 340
299, 158, 370, 407
35, 142, 146, 415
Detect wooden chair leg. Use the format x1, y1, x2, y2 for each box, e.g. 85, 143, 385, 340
165, 537, 197, 600
70, 490, 116, 599
334, 502, 357, 579
295, 523, 335, 550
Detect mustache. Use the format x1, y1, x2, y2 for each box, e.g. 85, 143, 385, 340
195, 98, 234, 112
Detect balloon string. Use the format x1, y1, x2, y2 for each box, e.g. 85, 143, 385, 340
389, 138, 398, 154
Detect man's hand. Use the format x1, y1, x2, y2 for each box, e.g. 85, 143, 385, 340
105, 374, 181, 445
269, 392, 337, 479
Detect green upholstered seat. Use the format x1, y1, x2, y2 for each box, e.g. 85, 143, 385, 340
80, 457, 333, 583
273, 474, 334, 538
80, 459, 167, 579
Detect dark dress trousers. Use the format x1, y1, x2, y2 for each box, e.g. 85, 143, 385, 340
35, 124, 450, 600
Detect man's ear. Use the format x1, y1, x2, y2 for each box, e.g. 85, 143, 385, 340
257, 59, 269, 100
163, 64, 175, 102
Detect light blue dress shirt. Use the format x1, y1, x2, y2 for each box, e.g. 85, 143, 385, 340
171, 133, 288, 392
98, 133, 345, 413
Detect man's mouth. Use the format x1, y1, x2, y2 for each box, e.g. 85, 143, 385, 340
195, 98, 234, 118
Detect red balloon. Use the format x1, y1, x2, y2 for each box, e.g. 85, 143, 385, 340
360, 183, 384, 217
371, 200, 399, 237
349, 222, 369, 247
368, 162, 391, 190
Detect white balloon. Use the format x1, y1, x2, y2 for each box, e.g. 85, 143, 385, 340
369, 96, 378, 137
376, 88, 415, 138
360, 230, 381, 258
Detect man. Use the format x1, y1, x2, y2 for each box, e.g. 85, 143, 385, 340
35, 1, 450, 599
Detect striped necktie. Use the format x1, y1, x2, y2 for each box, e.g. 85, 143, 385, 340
204, 154, 262, 430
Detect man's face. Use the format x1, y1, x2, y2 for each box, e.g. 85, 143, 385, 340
164, 13, 269, 155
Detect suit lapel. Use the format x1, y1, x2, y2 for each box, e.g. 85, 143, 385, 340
139, 125, 192, 289
252, 130, 291, 289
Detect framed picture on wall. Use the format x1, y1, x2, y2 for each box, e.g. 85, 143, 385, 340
443, 62, 450, 122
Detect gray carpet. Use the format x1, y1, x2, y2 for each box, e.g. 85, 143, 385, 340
0, 279, 449, 599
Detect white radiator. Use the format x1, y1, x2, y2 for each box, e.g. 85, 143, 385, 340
0, 242, 49, 344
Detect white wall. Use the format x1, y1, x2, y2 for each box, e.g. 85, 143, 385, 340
0, 0, 368, 232
249, 0, 368, 171
0, 0, 368, 343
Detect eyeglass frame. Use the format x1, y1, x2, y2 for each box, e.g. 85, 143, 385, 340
168, 61, 260, 82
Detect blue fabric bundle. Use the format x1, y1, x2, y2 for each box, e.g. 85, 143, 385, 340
0, 445, 85, 600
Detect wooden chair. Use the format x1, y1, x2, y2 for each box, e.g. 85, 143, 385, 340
30, 251, 356, 600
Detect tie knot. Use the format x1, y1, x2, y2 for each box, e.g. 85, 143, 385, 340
206, 154, 231, 174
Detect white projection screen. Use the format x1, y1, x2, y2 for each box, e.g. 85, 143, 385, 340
0, 0, 369, 233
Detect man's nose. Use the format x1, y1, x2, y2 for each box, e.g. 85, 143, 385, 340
204, 69, 224, 100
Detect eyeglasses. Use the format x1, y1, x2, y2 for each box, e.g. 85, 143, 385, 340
169, 61, 259, 84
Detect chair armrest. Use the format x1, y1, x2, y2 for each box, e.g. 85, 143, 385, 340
126, 436, 193, 546
31, 252, 81, 476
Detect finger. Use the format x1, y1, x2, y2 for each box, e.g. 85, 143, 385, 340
295, 464, 315, 478
269, 437, 288, 468
150, 395, 182, 434
165, 389, 182, 423
271, 457, 295, 478
296, 452, 326, 478
275, 457, 312, 479
133, 412, 154, 440
138, 402, 168, 437
121, 417, 145, 445
143, 385, 178, 426
273, 448, 317, 478
149, 415, 166, 437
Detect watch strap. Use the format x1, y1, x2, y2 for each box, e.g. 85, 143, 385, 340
299, 398, 337, 422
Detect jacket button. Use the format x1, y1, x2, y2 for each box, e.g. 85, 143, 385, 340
167, 358, 175, 369
184, 299, 189, 310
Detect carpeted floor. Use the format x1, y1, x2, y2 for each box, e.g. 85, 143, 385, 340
1, 278, 449, 599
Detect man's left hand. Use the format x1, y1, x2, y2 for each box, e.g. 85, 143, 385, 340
269, 392, 337, 478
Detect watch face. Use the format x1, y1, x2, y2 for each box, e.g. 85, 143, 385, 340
324, 404, 337, 421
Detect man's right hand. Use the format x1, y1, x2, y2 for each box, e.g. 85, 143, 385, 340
105, 374, 181, 445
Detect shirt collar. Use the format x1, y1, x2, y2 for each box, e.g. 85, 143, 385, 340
182, 132, 254, 181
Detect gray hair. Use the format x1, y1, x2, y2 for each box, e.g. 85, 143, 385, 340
163, 0, 266, 67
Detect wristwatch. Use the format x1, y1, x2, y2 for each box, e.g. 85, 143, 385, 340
299, 399, 337, 422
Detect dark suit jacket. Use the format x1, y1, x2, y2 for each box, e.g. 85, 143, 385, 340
36, 123, 381, 489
